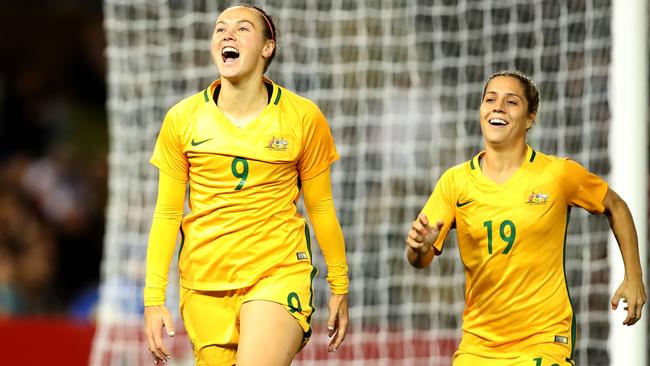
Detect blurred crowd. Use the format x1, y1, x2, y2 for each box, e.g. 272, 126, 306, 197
0, 1, 106, 319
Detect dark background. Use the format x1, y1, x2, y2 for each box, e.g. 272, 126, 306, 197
0, 0, 107, 319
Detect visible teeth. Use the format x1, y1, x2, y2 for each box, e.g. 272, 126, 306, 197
222, 46, 239, 55
489, 118, 507, 125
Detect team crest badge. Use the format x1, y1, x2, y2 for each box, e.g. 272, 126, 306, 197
527, 191, 549, 205
265, 135, 289, 151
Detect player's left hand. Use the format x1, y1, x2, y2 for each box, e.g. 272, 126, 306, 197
327, 293, 348, 352
144, 305, 176, 363
611, 275, 646, 326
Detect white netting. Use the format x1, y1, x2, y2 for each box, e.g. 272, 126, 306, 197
94, 1, 613, 365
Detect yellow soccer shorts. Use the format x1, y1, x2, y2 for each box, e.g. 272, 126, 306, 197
180, 261, 316, 366
453, 345, 575, 366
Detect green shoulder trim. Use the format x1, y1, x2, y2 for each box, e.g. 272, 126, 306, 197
273, 87, 282, 105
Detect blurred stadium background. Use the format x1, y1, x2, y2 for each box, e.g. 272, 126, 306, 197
0, 0, 647, 365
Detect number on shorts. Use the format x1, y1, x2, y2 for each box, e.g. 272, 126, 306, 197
287, 292, 302, 313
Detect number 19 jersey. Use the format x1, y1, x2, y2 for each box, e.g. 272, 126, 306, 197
421, 146, 608, 359
150, 79, 338, 291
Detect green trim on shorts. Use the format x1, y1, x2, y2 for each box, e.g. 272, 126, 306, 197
304, 222, 317, 339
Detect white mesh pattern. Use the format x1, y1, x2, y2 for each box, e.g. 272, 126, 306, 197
94, 1, 613, 365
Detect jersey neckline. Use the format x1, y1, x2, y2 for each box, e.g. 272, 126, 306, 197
203, 77, 281, 132
467, 145, 537, 190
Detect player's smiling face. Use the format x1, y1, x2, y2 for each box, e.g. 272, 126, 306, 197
479, 76, 536, 147
210, 6, 274, 80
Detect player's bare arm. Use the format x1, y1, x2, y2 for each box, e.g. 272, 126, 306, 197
602, 188, 647, 326
406, 214, 443, 268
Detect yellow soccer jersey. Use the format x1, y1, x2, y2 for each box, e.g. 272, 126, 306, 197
421, 146, 608, 359
150, 78, 338, 291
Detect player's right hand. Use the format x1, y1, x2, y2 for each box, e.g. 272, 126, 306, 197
144, 305, 175, 364
406, 214, 442, 254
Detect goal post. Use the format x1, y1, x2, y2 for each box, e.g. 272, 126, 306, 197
608, 0, 648, 365
93, 1, 645, 365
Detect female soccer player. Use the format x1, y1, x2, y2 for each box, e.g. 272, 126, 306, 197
143, 5, 349, 365
406, 70, 646, 365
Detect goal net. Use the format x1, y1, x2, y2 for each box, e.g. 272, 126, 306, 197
93, 1, 614, 365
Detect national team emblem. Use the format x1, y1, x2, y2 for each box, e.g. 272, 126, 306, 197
527, 191, 549, 205
265, 135, 289, 151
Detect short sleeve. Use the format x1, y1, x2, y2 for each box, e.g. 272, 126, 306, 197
150, 108, 189, 182
420, 169, 457, 253
559, 159, 608, 214
298, 102, 339, 180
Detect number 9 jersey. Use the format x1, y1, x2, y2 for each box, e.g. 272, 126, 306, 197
421, 146, 608, 360
150, 78, 338, 291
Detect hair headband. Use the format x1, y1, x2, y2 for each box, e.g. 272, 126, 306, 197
254, 8, 275, 41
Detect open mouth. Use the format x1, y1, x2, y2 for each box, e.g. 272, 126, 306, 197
489, 118, 508, 126
222, 46, 240, 63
